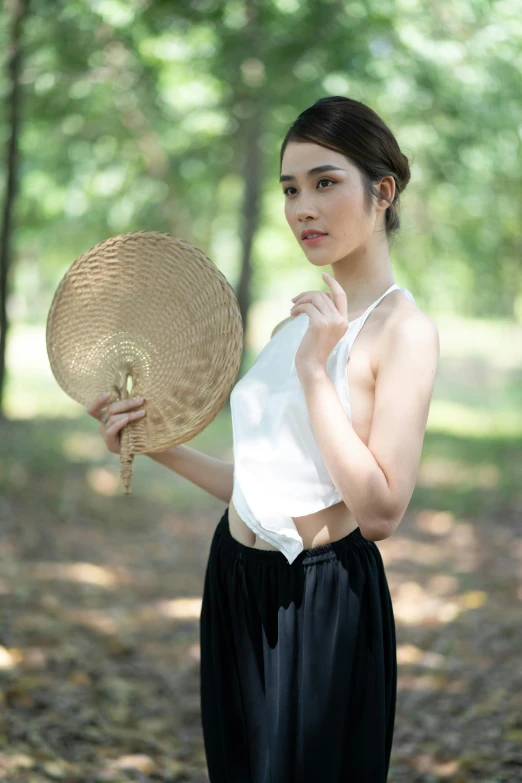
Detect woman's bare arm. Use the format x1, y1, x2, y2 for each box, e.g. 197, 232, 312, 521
86, 393, 232, 503
145, 444, 233, 505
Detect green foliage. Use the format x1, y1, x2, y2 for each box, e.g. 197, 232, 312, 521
2, 0, 521, 324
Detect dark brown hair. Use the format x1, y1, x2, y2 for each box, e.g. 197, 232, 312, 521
279, 96, 412, 237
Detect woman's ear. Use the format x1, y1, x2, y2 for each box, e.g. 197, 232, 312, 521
376, 175, 396, 210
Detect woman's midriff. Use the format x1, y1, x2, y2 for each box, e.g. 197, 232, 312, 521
227, 496, 359, 550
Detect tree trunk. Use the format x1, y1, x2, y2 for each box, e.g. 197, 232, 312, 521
0, 0, 28, 419
236, 113, 263, 372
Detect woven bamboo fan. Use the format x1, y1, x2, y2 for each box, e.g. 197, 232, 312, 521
46, 230, 244, 494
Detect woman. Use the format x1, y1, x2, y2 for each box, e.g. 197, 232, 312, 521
89, 96, 439, 782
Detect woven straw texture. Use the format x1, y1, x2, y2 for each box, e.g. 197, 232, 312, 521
46, 231, 243, 494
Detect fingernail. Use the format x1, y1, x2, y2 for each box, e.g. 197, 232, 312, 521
102, 392, 111, 398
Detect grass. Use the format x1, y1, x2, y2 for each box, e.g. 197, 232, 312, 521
1, 314, 521, 519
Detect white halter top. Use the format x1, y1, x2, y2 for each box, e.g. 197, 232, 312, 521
230, 282, 415, 564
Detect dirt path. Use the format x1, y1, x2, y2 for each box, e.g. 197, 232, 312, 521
1, 421, 521, 781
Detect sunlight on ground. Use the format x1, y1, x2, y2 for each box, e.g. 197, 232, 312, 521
30, 561, 122, 588
426, 400, 521, 437
86, 466, 124, 495
63, 431, 107, 460
415, 509, 455, 535
7, 594, 204, 642
418, 458, 500, 488
5, 318, 522, 441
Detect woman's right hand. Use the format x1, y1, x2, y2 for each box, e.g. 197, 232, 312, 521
86, 392, 147, 455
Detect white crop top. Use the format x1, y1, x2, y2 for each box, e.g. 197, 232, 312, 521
230, 282, 415, 564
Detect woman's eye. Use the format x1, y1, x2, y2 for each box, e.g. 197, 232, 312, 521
283, 178, 335, 196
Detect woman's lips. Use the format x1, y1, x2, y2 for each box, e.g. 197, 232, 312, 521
303, 233, 328, 245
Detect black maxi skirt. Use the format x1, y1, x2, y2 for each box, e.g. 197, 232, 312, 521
199, 506, 397, 783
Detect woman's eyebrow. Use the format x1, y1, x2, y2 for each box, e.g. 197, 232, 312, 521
279, 164, 345, 183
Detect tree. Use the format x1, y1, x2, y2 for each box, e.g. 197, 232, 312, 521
0, 0, 29, 418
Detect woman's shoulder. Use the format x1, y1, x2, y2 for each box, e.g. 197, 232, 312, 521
383, 299, 439, 363
394, 292, 437, 335
384, 288, 434, 332
372, 293, 439, 376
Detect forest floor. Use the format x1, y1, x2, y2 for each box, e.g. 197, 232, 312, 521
1, 392, 521, 782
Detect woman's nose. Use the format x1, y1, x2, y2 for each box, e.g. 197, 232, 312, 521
295, 205, 319, 220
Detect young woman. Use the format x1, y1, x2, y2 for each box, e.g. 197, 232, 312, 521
89, 96, 439, 782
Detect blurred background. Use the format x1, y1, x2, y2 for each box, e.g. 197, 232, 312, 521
0, 1, 521, 781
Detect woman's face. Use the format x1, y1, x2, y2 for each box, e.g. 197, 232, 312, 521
280, 141, 387, 266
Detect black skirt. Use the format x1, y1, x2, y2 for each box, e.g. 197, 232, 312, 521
199, 506, 397, 782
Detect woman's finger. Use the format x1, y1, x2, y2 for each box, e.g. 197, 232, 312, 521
88, 393, 145, 422
100, 412, 132, 456
291, 292, 336, 317
104, 412, 129, 429
291, 290, 332, 302
322, 273, 348, 319
86, 392, 113, 419
102, 408, 146, 428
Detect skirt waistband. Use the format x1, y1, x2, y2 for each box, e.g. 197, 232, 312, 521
215, 506, 368, 566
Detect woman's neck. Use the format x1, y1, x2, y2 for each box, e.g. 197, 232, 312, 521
328, 246, 395, 315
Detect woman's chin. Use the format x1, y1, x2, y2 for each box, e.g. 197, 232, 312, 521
305, 254, 333, 267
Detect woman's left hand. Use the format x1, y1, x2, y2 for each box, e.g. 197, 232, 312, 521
290, 272, 349, 375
